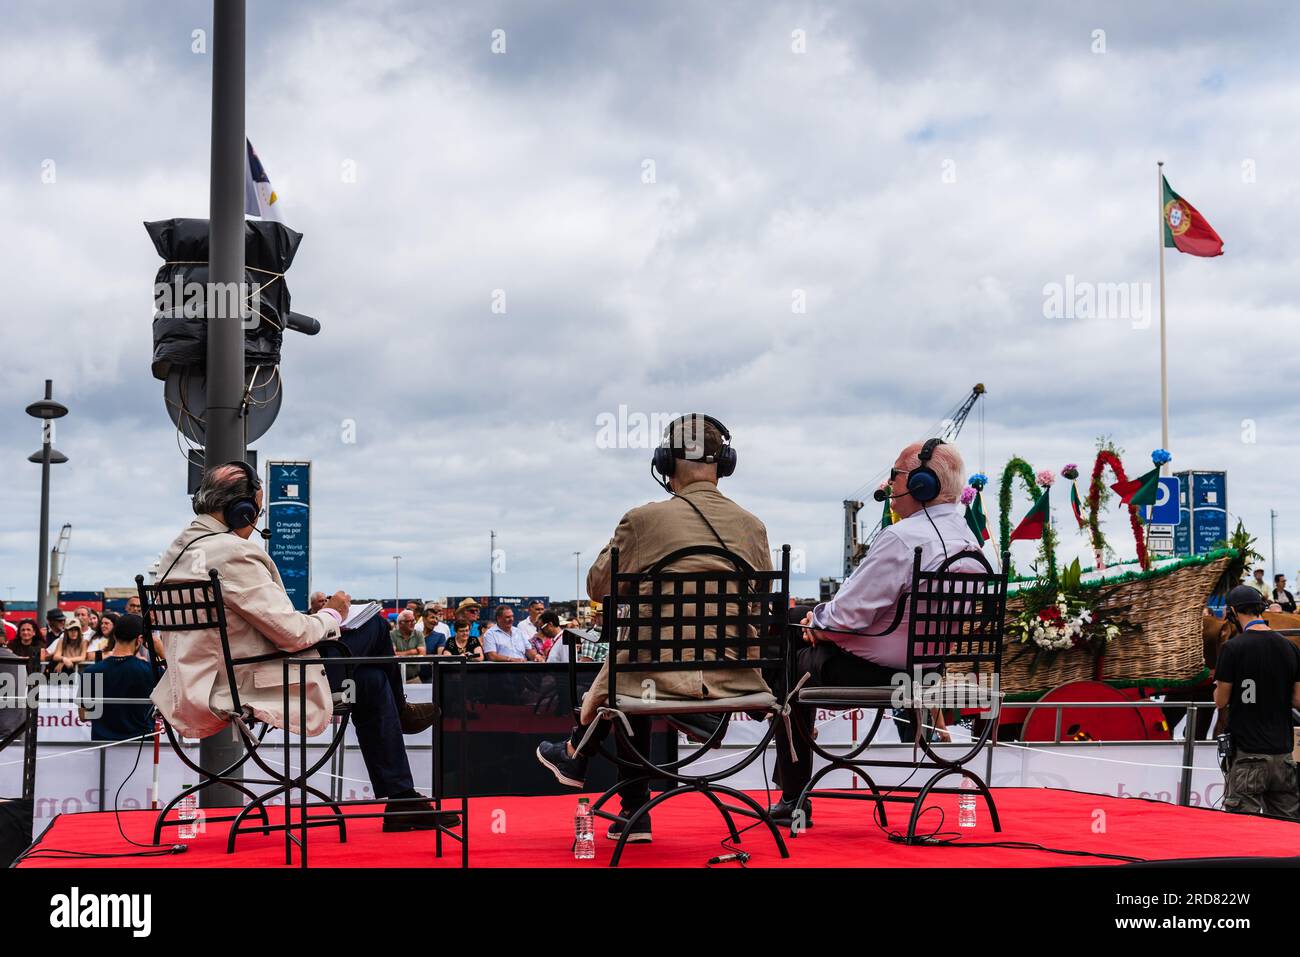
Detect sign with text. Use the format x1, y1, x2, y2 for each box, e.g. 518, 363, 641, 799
267, 461, 311, 611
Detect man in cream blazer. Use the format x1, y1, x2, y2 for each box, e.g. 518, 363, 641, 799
151, 462, 444, 829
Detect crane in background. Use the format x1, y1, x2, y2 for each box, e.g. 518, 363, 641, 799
839, 384, 985, 581
46, 523, 71, 613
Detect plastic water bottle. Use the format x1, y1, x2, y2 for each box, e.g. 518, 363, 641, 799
957, 777, 978, 829
574, 798, 595, 859
178, 785, 199, 841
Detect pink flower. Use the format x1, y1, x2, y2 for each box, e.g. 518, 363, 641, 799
960, 485, 976, 505
1036, 469, 1055, 488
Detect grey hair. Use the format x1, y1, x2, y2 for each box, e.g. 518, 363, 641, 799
192, 463, 258, 516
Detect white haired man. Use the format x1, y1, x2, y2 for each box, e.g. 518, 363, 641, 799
151, 462, 445, 829
770, 439, 981, 826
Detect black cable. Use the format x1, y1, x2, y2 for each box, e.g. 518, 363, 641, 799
14, 719, 190, 863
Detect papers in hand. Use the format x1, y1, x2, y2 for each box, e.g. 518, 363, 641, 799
341, 601, 382, 631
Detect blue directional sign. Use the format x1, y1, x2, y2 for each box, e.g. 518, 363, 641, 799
1145, 477, 1181, 525
267, 461, 311, 611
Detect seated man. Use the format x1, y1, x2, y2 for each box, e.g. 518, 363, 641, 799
150, 463, 446, 830
770, 439, 981, 827
535, 413, 771, 843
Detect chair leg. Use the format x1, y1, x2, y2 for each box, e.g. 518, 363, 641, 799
904, 766, 1000, 841
797, 760, 890, 833
708, 782, 790, 859
697, 785, 742, 844
608, 785, 688, 868
227, 784, 287, 853
152, 774, 266, 845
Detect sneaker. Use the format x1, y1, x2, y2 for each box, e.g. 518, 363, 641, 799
606, 814, 652, 843
535, 740, 588, 788
381, 796, 460, 831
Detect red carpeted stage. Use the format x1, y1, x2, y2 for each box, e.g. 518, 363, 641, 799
16, 788, 1300, 868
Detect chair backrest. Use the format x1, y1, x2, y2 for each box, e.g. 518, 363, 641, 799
135, 570, 243, 715
603, 544, 791, 695
904, 547, 1009, 676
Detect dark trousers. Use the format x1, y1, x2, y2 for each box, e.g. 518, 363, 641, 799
569, 716, 653, 814
774, 641, 898, 801
319, 616, 414, 799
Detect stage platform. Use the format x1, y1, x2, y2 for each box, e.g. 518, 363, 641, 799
16, 787, 1300, 868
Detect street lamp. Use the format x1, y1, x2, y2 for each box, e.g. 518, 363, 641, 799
393, 556, 401, 620
573, 551, 581, 622
26, 379, 68, 628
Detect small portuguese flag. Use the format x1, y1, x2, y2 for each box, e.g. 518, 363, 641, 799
1009, 490, 1050, 542
1111, 466, 1161, 512
1069, 482, 1085, 530
1162, 176, 1223, 257
965, 492, 990, 542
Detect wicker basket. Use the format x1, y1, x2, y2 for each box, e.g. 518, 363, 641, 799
988, 555, 1229, 698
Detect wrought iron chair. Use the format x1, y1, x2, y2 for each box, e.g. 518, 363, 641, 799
565, 544, 794, 866
136, 571, 351, 853
791, 548, 1009, 843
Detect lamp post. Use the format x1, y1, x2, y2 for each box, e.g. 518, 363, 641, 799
24, 378, 67, 809
26, 380, 69, 629
393, 556, 401, 620
573, 551, 581, 621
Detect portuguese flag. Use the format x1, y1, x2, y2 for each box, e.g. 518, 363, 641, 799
1111, 466, 1161, 512
965, 492, 990, 542
1162, 176, 1223, 257
1069, 482, 1086, 530
1009, 491, 1050, 542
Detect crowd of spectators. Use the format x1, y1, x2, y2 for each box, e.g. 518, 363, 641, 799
369, 597, 605, 684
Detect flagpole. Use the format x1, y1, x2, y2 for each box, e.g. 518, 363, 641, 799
1157, 160, 1170, 476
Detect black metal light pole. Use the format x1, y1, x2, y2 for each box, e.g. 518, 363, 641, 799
201, 0, 248, 807
26, 380, 68, 628
24, 379, 68, 808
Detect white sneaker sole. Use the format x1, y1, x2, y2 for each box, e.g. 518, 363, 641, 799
535, 745, 584, 788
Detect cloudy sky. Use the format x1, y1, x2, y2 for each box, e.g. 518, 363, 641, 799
1, 0, 1298, 605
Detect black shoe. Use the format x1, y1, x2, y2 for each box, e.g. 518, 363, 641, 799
768, 797, 813, 829
381, 796, 460, 831
667, 712, 728, 749
606, 814, 652, 843
398, 700, 438, 735
535, 740, 588, 788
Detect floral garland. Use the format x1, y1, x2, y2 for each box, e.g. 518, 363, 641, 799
1087, 448, 1149, 571
998, 457, 1057, 579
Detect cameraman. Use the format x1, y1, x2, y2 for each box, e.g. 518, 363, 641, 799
1214, 585, 1300, 820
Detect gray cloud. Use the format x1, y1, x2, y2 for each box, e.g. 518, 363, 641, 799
2, 0, 1299, 605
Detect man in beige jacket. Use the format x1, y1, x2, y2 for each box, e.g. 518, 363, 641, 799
536, 414, 772, 843
151, 463, 443, 829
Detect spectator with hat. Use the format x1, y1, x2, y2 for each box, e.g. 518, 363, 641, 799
1247, 567, 1271, 602
1214, 585, 1300, 820
455, 598, 485, 637
43, 607, 66, 646
47, 615, 90, 674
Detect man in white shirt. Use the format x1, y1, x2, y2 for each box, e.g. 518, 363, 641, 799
770, 439, 982, 825
515, 599, 545, 645
482, 605, 542, 662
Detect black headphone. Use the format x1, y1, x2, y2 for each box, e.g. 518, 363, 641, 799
906, 438, 945, 504
192, 460, 263, 532
652, 413, 737, 482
